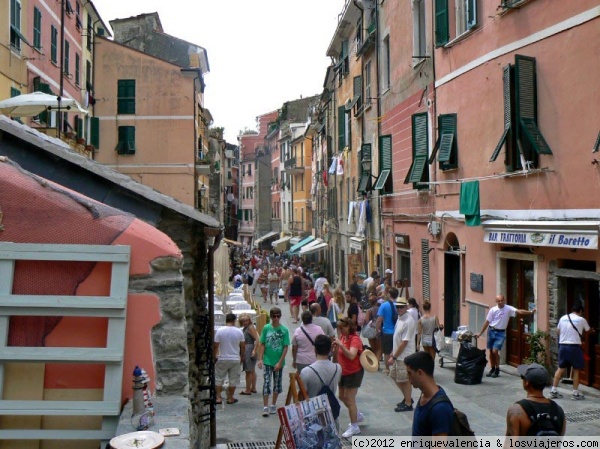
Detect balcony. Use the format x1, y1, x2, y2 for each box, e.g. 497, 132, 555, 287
290, 220, 306, 232
284, 157, 305, 174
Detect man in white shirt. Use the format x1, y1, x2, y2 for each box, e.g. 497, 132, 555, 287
388, 297, 416, 412
477, 294, 534, 378
214, 313, 245, 404
313, 272, 328, 298
550, 303, 594, 400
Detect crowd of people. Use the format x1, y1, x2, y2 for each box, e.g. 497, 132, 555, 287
215, 248, 594, 439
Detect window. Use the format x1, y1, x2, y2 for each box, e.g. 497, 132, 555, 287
117, 80, 136, 114
382, 36, 391, 90
405, 113, 429, 188
64, 41, 70, 75
33, 7, 42, 50
248, 164, 252, 176
86, 60, 92, 89
489, 55, 552, 171
87, 14, 93, 50
90, 116, 100, 148
51, 26, 58, 64
365, 61, 372, 107
413, 0, 427, 59
10, 87, 20, 98
75, 53, 80, 85
10, 0, 27, 51
397, 250, 412, 287
429, 113, 458, 170
374, 135, 393, 193
357, 143, 372, 193
435, 0, 477, 47
116, 126, 136, 154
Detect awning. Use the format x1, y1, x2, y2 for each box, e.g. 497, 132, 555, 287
223, 238, 241, 247
253, 231, 279, 246
289, 236, 315, 254
300, 242, 328, 255
482, 220, 600, 250
271, 235, 292, 247
299, 238, 323, 252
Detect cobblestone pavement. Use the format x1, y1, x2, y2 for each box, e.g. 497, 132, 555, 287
213, 294, 600, 448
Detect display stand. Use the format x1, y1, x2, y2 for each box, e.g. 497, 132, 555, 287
274, 372, 309, 449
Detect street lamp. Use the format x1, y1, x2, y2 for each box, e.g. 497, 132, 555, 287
361, 156, 372, 172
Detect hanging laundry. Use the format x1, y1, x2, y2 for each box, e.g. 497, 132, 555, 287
357, 200, 366, 235
365, 199, 372, 224
323, 170, 328, 187
348, 201, 355, 225
459, 180, 481, 226
336, 157, 344, 176
328, 157, 338, 174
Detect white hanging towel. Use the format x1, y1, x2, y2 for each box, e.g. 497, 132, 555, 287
328, 157, 338, 174
336, 157, 344, 175
348, 201, 355, 225
357, 200, 367, 235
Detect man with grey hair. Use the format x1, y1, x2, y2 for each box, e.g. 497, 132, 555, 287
310, 302, 336, 339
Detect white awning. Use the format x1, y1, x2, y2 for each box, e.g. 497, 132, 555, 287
271, 235, 292, 247
300, 242, 328, 255
482, 220, 600, 250
299, 238, 323, 252
253, 231, 279, 246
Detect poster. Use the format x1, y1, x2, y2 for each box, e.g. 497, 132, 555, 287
277, 394, 340, 449
347, 253, 363, 287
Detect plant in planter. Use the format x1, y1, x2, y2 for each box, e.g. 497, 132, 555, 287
524, 330, 551, 373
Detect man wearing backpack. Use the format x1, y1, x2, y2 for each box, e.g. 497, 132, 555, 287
300, 335, 343, 424
404, 351, 455, 436
506, 363, 565, 437
376, 287, 400, 375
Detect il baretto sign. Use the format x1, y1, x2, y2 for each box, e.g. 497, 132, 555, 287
484, 230, 598, 249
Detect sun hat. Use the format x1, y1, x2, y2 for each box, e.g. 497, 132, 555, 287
360, 349, 379, 373
517, 363, 549, 385
395, 297, 408, 307
385, 269, 394, 274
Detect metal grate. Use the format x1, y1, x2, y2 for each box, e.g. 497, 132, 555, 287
564, 408, 600, 423
227, 437, 353, 449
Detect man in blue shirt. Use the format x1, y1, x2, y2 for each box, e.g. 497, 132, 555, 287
405, 351, 454, 436
376, 287, 399, 374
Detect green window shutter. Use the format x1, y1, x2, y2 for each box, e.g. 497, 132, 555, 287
51, 26, 57, 63
76, 117, 83, 139
373, 169, 390, 190
515, 55, 552, 155
437, 134, 454, 162
354, 75, 362, 110
490, 65, 512, 162
467, 0, 477, 29
90, 116, 100, 148
357, 143, 372, 193
33, 8, 42, 49
405, 113, 429, 184
117, 126, 136, 154
64, 41, 70, 74
437, 114, 457, 164
379, 134, 392, 170
117, 80, 136, 114
435, 0, 449, 47
593, 131, 600, 153
338, 105, 346, 151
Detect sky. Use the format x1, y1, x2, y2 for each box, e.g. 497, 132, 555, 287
92, 0, 346, 143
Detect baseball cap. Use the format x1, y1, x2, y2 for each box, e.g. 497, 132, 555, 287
517, 363, 549, 385
385, 269, 393, 275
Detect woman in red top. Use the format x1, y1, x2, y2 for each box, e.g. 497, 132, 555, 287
334, 317, 364, 438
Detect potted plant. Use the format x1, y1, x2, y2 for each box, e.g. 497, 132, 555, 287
524, 330, 552, 375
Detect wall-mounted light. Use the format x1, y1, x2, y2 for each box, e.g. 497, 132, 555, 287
199, 184, 207, 198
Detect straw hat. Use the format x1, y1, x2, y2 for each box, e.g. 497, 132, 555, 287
360, 349, 379, 373
395, 297, 408, 306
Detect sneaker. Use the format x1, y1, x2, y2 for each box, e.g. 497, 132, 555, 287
357, 412, 365, 423
394, 402, 413, 412
396, 399, 406, 407
342, 424, 361, 438
549, 391, 563, 399
572, 393, 585, 401
262, 406, 269, 417
491, 369, 499, 378
269, 404, 277, 414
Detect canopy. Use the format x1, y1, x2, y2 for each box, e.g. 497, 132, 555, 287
0, 92, 76, 117
253, 231, 278, 247
288, 235, 315, 254
298, 238, 323, 252
271, 235, 291, 247
223, 238, 242, 247
299, 242, 328, 255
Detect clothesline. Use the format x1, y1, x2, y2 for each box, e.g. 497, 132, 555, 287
416, 167, 553, 186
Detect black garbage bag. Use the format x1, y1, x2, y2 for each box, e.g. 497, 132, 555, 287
454, 341, 487, 385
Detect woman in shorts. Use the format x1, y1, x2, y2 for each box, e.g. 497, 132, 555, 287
334, 317, 364, 438
239, 313, 259, 395
268, 267, 280, 304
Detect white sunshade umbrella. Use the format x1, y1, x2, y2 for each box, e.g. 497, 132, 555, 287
0, 91, 76, 117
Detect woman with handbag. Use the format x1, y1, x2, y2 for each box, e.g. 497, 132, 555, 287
362, 293, 381, 364
417, 301, 441, 360
328, 288, 346, 329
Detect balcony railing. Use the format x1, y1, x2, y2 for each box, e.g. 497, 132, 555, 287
284, 157, 305, 173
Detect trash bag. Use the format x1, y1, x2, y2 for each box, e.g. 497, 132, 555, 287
454, 341, 487, 385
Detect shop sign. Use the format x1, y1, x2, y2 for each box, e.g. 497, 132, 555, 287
484, 230, 598, 249
395, 234, 410, 249
350, 238, 364, 251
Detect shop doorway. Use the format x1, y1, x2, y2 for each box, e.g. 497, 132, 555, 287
506, 259, 535, 366
566, 277, 600, 388
444, 251, 460, 338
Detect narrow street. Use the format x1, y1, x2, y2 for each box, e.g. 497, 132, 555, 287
213, 292, 600, 448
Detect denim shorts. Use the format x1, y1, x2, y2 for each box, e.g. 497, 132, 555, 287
486, 328, 506, 350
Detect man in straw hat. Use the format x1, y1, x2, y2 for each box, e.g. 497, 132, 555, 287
388, 296, 417, 412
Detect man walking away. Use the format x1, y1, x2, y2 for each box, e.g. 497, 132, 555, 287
550, 303, 594, 400
405, 351, 454, 436
214, 313, 245, 405
476, 294, 535, 378
389, 296, 417, 412
300, 335, 342, 399
310, 303, 336, 339
376, 287, 399, 375
506, 363, 565, 436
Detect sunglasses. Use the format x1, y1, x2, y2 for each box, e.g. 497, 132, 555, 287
271, 314, 281, 318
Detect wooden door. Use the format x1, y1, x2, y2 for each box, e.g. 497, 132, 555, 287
566, 278, 599, 387
444, 252, 460, 338
506, 259, 535, 366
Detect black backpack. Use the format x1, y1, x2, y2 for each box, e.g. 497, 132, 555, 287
517, 399, 563, 436
317, 294, 328, 317
425, 393, 475, 437
308, 366, 341, 420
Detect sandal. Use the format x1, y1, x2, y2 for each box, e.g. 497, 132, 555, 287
215, 400, 223, 405
240, 391, 252, 395
226, 398, 239, 404
251, 390, 258, 393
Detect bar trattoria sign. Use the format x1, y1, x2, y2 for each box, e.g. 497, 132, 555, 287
484, 231, 598, 249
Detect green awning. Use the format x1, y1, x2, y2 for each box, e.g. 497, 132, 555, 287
288, 236, 315, 254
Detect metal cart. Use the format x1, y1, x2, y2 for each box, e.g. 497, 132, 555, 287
438, 334, 478, 368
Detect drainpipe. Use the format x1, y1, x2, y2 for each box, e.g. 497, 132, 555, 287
374, 0, 383, 273
205, 227, 222, 448
58, 0, 65, 139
